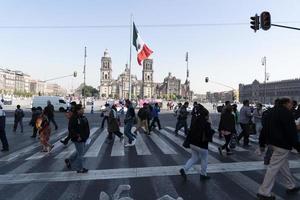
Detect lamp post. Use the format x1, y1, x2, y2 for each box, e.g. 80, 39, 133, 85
262, 56, 267, 104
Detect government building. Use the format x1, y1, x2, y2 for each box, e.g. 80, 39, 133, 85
239, 79, 300, 104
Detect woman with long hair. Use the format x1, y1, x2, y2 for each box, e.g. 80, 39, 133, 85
36, 109, 53, 152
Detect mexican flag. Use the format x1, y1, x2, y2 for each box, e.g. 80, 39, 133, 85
133, 22, 153, 65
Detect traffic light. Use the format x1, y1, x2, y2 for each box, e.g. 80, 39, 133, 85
73, 71, 77, 77
260, 11, 271, 31
250, 14, 260, 32
205, 77, 209, 83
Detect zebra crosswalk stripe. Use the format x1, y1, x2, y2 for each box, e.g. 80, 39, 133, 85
84, 128, 107, 157
0, 129, 68, 162
165, 126, 220, 153
111, 127, 125, 157
159, 129, 191, 154
148, 132, 177, 155
55, 127, 99, 159
134, 133, 151, 156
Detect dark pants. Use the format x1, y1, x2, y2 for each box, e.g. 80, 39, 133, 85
62, 132, 71, 143
101, 116, 108, 128
0, 130, 9, 150
238, 123, 250, 145
222, 134, 232, 152
32, 126, 38, 137
48, 117, 58, 129
108, 131, 123, 140
13, 119, 23, 132
175, 119, 188, 135
150, 117, 161, 130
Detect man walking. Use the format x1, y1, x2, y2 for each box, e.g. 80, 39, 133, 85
237, 100, 252, 147
44, 100, 58, 130
101, 103, 110, 129
124, 100, 136, 147
134, 103, 150, 135
150, 103, 162, 131
65, 104, 89, 173
0, 105, 9, 151
175, 102, 189, 136
13, 105, 24, 133
257, 97, 300, 200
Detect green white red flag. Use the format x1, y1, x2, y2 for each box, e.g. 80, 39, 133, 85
132, 22, 153, 65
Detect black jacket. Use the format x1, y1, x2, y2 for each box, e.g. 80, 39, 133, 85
265, 105, 300, 150
189, 114, 213, 149
69, 114, 90, 142
218, 112, 236, 133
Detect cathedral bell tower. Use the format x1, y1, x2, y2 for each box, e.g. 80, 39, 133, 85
100, 49, 112, 98
142, 59, 153, 98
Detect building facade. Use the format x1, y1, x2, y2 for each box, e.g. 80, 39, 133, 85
239, 79, 300, 103
0, 67, 66, 96
99, 49, 156, 99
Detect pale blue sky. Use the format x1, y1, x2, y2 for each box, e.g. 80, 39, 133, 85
1, 0, 300, 94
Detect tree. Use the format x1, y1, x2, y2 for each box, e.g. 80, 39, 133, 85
75, 84, 99, 97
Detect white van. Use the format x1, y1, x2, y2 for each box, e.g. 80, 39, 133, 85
31, 96, 68, 112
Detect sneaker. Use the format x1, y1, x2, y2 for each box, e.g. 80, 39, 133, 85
179, 168, 187, 181
60, 140, 68, 145
286, 186, 300, 194
124, 141, 135, 147
218, 147, 223, 156
200, 174, 211, 181
64, 159, 71, 169
1, 148, 9, 152
256, 193, 276, 200
77, 168, 88, 173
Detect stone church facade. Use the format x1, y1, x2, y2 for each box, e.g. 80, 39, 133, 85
99, 49, 156, 99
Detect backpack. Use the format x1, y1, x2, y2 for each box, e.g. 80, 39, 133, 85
79, 116, 90, 141
15, 109, 24, 119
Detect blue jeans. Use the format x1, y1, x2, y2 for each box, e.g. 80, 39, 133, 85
124, 121, 135, 143
69, 142, 85, 170
184, 144, 208, 176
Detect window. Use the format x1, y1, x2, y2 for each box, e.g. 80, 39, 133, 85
59, 100, 66, 104
105, 74, 107, 79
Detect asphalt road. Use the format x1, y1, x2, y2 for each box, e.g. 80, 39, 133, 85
0, 111, 299, 200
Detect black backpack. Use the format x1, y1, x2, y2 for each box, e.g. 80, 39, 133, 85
79, 116, 90, 141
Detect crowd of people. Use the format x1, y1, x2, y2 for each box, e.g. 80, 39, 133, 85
0, 97, 300, 198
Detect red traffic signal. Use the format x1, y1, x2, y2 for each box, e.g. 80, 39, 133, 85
260, 11, 271, 31
250, 14, 260, 32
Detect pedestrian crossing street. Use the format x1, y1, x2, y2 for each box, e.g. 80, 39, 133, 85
0, 125, 279, 163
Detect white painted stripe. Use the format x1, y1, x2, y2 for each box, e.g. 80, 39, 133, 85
55, 127, 99, 159
295, 173, 300, 180
149, 133, 177, 155
134, 133, 151, 156
159, 129, 191, 154
0, 129, 68, 162
166, 126, 219, 153
212, 136, 247, 152
1, 160, 300, 184
84, 128, 107, 157
111, 127, 125, 157
249, 136, 259, 143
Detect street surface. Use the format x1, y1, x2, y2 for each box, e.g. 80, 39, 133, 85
0, 110, 299, 200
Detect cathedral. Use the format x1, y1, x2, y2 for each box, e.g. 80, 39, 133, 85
99, 49, 157, 99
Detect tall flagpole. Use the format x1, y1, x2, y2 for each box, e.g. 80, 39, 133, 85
129, 14, 133, 100
83, 46, 87, 108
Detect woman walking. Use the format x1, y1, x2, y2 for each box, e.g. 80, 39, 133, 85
179, 104, 213, 181
36, 109, 53, 152
107, 104, 124, 142
218, 105, 236, 156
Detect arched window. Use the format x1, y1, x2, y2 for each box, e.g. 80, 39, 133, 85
105, 74, 107, 80
147, 75, 150, 81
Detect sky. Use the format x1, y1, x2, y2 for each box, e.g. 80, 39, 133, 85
1, 0, 300, 94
